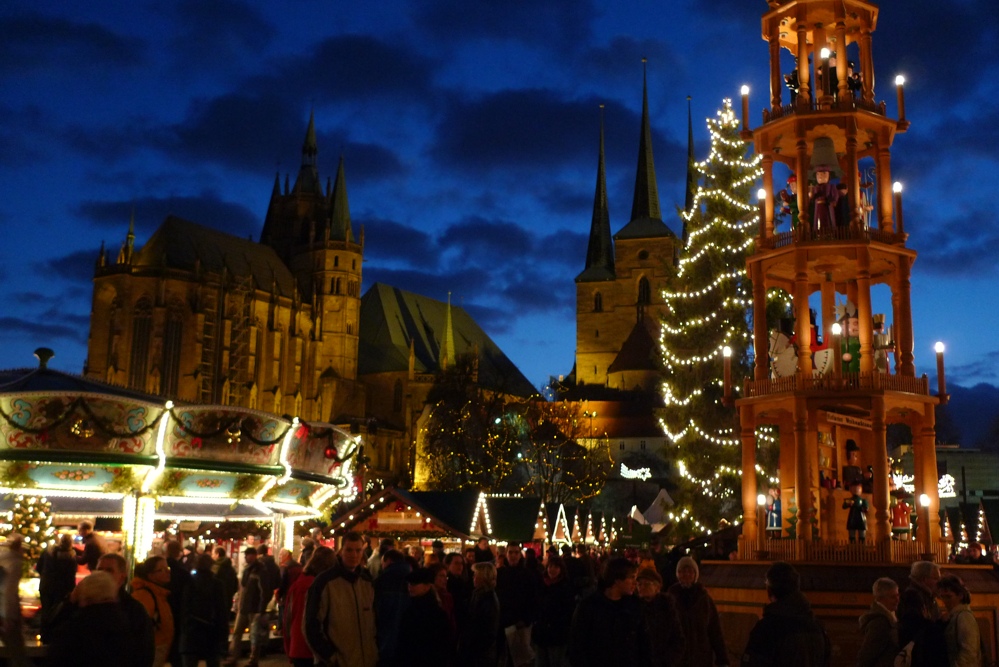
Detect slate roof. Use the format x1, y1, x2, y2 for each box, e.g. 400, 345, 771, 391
607, 320, 660, 374
0, 365, 169, 405
358, 283, 537, 398
134, 215, 297, 299
614, 216, 678, 240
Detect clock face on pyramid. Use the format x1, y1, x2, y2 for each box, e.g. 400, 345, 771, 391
812, 348, 833, 376
769, 331, 798, 378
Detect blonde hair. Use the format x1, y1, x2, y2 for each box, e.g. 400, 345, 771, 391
472, 562, 497, 590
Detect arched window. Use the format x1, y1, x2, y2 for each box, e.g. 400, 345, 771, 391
593, 292, 603, 312
128, 298, 153, 390
161, 305, 184, 396
637, 277, 651, 305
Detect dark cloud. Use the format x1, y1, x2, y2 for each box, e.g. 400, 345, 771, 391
362, 267, 492, 303
166, 0, 275, 69
0, 317, 87, 343
76, 193, 260, 239
576, 37, 683, 89
34, 249, 99, 284
0, 12, 143, 74
362, 218, 438, 264
914, 206, 999, 277
300, 35, 437, 101
0, 104, 45, 164
414, 0, 595, 50
432, 91, 678, 175
439, 216, 534, 264
319, 135, 406, 184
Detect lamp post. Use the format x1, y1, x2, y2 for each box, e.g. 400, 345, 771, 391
831, 322, 843, 378
895, 75, 906, 122
893, 182, 905, 236
741, 85, 750, 132
935, 342, 948, 404
757, 188, 767, 239
919, 493, 933, 559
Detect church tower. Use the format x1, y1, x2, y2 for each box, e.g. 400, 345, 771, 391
262, 113, 363, 419
575, 65, 679, 391
737, 0, 943, 558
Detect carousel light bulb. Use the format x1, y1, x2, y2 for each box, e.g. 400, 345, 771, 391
757, 188, 767, 202
757, 494, 767, 506
831, 323, 842, 335
820, 48, 830, 59
919, 493, 930, 508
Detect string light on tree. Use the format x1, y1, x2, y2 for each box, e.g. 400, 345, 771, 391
659, 97, 782, 538
10, 494, 54, 569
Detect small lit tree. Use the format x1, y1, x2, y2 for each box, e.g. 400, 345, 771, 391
11, 494, 54, 572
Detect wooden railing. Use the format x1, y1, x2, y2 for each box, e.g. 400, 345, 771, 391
744, 372, 930, 398
757, 225, 904, 250
761, 97, 887, 124
738, 537, 950, 564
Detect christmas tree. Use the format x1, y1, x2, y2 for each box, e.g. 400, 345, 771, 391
659, 98, 772, 537
11, 494, 54, 570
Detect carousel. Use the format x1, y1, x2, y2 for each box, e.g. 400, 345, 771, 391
0, 349, 361, 576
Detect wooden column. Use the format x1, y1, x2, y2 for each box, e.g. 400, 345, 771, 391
797, 21, 811, 108
741, 408, 759, 538
860, 29, 875, 105
820, 275, 836, 356
897, 256, 915, 376
796, 138, 811, 231
871, 396, 890, 541
876, 146, 894, 232
857, 249, 874, 373
762, 154, 775, 236
835, 14, 849, 105
794, 397, 814, 544
795, 251, 813, 376
769, 29, 782, 110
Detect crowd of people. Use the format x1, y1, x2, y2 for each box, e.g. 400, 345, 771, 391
1, 521, 991, 667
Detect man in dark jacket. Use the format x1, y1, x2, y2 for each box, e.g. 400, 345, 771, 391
568, 557, 651, 667
856, 577, 900, 667
742, 561, 829, 667
397, 567, 454, 663
212, 546, 239, 614
164, 539, 192, 667
224, 547, 265, 667
304, 531, 378, 667
896, 560, 946, 667
496, 543, 539, 630
75, 520, 106, 570
97, 553, 156, 667
374, 548, 411, 666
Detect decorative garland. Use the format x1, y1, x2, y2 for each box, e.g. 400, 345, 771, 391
0, 396, 163, 438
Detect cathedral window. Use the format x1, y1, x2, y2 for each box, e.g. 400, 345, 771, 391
161, 308, 183, 396
128, 297, 152, 390
334, 255, 339, 267
637, 277, 651, 305
619, 442, 625, 450
594, 329, 599, 338
593, 292, 603, 312
638, 249, 649, 260
640, 440, 647, 450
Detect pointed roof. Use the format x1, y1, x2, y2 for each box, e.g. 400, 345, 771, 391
576, 107, 616, 283
441, 292, 456, 369
292, 112, 322, 195
134, 215, 296, 298
683, 96, 696, 247
607, 319, 660, 374
357, 283, 536, 397
616, 61, 676, 242
329, 156, 353, 242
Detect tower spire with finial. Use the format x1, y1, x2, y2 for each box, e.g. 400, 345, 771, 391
577, 104, 615, 282
330, 155, 353, 242
441, 292, 456, 370
630, 58, 662, 223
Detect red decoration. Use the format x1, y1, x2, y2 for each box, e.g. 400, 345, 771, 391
323, 444, 338, 459
296, 424, 310, 439
192, 437, 202, 449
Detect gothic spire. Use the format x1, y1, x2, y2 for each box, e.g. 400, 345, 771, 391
293, 112, 322, 195
630, 59, 662, 223
330, 156, 353, 242
117, 210, 135, 265
303, 110, 318, 168
577, 105, 615, 282
441, 292, 456, 370
683, 95, 695, 247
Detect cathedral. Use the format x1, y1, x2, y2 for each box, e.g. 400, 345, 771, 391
83, 112, 535, 484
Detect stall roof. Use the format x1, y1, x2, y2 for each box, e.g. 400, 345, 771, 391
982, 499, 999, 544
487, 496, 543, 544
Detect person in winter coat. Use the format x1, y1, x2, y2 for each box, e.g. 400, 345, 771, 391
429, 563, 456, 632
496, 543, 540, 630
568, 557, 651, 667
636, 566, 685, 667
532, 555, 576, 667
211, 546, 239, 615
37, 533, 78, 631
445, 552, 471, 635
303, 531, 378, 667
459, 562, 501, 667
937, 575, 981, 667
164, 540, 192, 667
283, 546, 336, 667
742, 561, 829, 667
374, 548, 412, 666
897, 560, 947, 667
224, 546, 266, 667
667, 557, 729, 667
131, 556, 175, 667
0, 535, 26, 667
856, 577, 900, 667
45, 571, 132, 667
179, 553, 230, 667
397, 567, 455, 664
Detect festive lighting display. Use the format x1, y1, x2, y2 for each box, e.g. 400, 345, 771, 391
10, 495, 54, 567
658, 98, 779, 537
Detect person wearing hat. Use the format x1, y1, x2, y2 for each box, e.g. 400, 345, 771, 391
396, 566, 454, 664
636, 566, 684, 667
778, 174, 800, 230
742, 562, 830, 666
223, 547, 265, 667
809, 137, 843, 234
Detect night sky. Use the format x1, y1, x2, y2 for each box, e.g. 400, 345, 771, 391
2, 1, 997, 392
